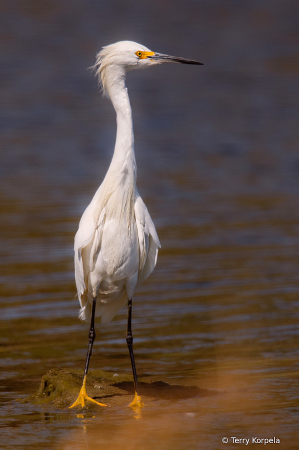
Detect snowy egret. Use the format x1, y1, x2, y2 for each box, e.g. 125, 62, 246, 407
70, 41, 203, 409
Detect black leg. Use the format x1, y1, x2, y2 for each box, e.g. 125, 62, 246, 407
126, 298, 140, 397
83, 296, 97, 380
69, 296, 107, 408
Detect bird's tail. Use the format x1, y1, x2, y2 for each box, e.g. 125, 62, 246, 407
78, 292, 127, 325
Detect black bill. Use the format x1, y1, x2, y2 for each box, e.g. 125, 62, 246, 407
150, 52, 203, 65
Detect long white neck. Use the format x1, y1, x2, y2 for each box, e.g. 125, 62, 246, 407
106, 67, 136, 177
91, 65, 136, 225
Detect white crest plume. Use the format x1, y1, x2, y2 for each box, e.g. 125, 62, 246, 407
93, 43, 118, 98
93, 41, 142, 98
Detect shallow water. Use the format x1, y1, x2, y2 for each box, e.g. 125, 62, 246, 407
1, 0, 299, 449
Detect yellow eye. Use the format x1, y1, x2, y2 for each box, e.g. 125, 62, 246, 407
136, 51, 143, 58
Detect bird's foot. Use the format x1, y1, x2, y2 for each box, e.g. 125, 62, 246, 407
128, 392, 144, 409
69, 382, 107, 409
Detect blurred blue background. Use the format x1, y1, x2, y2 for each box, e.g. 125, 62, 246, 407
0, 1, 299, 449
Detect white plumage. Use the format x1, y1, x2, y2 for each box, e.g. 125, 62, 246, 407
74, 41, 161, 325
70, 41, 202, 410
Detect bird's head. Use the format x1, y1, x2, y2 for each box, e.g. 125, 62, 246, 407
94, 40, 203, 97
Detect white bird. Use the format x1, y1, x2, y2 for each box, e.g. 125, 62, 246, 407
69, 41, 203, 409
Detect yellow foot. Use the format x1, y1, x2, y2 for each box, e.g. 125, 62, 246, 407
128, 392, 144, 408
69, 382, 107, 409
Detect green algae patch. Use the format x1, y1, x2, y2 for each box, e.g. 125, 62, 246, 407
22, 368, 134, 408
21, 368, 213, 410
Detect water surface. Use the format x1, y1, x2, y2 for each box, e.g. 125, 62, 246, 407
1, 0, 299, 448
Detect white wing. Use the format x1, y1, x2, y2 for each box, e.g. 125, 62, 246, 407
134, 190, 161, 287
74, 201, 105, 311
74, 187, 160, 323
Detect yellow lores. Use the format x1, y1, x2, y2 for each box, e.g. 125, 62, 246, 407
135, 50, 155, 59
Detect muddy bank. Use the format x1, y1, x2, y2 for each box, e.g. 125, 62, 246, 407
22, 368, 216, 409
